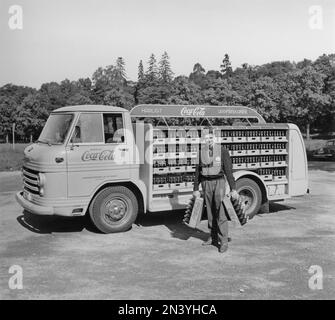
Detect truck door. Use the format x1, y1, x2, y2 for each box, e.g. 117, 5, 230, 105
66, 112, 130, 197
288, 127, 309, 196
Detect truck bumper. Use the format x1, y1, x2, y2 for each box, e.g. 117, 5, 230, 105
15, 191, 54, 215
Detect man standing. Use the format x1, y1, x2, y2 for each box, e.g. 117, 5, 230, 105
193, 130, 239, 253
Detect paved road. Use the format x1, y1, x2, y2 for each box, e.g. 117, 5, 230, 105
0, 162, 334, 299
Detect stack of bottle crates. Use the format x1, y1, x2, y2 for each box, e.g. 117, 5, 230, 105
152, 126, 198, 192
151, 126, 288, 193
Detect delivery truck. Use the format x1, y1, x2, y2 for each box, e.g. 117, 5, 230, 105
16, 104, 309, 233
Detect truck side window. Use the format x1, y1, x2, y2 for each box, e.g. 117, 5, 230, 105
71, 113, 104, 143
103, 113, 124, 143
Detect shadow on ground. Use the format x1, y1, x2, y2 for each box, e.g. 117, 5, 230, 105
17, 210, 99, 234
137, 210, 209, 241
16, 200, 295, 237
269, 201, 296, 213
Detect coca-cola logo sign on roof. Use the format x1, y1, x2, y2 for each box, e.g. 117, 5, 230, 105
181, 106, 205, 117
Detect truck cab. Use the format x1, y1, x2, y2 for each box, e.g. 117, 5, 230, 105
16, 105, 146, 233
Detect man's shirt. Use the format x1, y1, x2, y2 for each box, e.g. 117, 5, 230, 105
193, 146, 236, 191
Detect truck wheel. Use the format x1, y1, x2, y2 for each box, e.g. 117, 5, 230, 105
89, 186, 138, 233
236, 178, 262, 218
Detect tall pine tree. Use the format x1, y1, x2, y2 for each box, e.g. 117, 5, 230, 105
146, 54, 158, 84
159, 51, 174, 83
115, 57, 127, 82
138, 60, 144, 82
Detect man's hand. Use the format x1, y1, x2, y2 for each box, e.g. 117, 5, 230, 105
230, 189, 239, 200
193, 190, 201, 198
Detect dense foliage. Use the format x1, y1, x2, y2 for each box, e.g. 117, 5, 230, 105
1, 52, 334, 141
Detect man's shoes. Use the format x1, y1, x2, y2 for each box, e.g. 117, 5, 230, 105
219, 243, 228, 253
202, 237, 231, 246
202, 237, 217, 246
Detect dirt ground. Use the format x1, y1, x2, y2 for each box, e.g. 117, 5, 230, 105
0, 162, 334, 300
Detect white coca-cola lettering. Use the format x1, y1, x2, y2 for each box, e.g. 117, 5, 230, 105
181, 106, 205, 117
82, 150, 115, 161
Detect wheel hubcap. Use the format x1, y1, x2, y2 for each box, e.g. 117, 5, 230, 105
104, 198, 128, 222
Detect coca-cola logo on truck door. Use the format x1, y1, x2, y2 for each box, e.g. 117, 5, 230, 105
81, 150, 115, 161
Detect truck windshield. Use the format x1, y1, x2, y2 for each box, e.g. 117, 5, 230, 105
38, 113, 74, 145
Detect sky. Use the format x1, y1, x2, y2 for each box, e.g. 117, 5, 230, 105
0, 0, 335, 88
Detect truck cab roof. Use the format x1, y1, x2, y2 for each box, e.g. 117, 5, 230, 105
52, 105, 127, 113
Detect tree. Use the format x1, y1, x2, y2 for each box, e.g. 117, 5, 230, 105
193, 63, 205, 74
253, 61, 295, 78
158, 51, 174, 83
66, 93, 92, 106
0, 84, 36, 105
296, 59, 312, 69
40, 82, 66, 110
103, 87, 135, 110
16, 93, 50, 139
137, 85, 171, 104
138, 60, 145, 83
277, 66, 331, 139
205, 70, 222, 82
168, 76, 203, 104
220, 54, 233, 78
246, 77, 280, 122
115, 57, 127, 83
0, 96, 18, 141
92, 65, 125, 89
146, 54, 158, 84
203, 78, 241, 106
189, 63, 206, 88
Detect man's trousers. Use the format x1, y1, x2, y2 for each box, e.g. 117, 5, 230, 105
201, 178, 229, 244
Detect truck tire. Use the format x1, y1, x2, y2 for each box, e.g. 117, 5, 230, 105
89, 186, 138, 233
235, 178, 262, 218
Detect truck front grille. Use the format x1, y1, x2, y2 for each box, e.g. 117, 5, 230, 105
22, 166, 40, 195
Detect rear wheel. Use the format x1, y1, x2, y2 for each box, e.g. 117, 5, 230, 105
236, 178, 262, 218
89, 186, 138, 233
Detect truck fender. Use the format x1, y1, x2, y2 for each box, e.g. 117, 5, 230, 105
89, 178, 147, 214
233, 170, 269, 203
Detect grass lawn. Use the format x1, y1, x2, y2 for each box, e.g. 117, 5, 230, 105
0, 143, 29, 171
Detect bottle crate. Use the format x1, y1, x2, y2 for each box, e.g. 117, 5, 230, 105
273, 175, 286, 182
273, 161, 286, 167
246, 149, 261, 155
261, 136, 275, 142
169, 166, 185, 173
170, 182, 186, 189
232, 150, 247, 156
153, 167, 169, 174
153, 183, 170, 191
261, 161, 274, 167
233, 163, 247, 169
260, 149, 274, 155
246, 162, 261, 169
246, 136, 261, 142
274, 148, 287, 155
260, 174, 273, 181
186, 165, 196, 172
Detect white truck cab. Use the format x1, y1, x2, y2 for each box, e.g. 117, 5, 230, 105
16, 104, 309, 233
